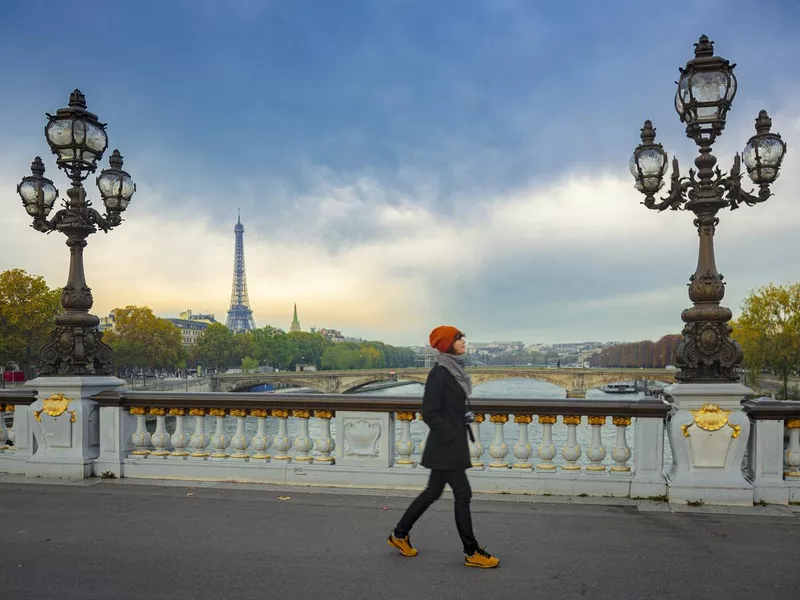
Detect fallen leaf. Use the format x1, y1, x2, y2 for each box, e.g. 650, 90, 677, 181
382, 506, 389, 511
277, 496, 291, 501
186, 492, 194, 496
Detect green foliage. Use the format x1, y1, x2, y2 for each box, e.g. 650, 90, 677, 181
241, 356, 259, 373
192, 323, 235, 372
0, 269, 63, 378
733, 283, 800, 400
103, 306, 184, 373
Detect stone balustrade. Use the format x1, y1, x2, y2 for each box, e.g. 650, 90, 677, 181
3, 387, 799, 504
0, 388, 669, 497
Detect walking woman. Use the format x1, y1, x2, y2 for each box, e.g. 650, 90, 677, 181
387, 325, 499, 568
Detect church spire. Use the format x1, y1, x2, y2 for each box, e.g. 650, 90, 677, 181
290, 303, 301, 332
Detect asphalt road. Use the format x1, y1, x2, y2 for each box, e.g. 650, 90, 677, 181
1, 482, 799, 600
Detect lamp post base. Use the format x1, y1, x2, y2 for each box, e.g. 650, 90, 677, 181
664, 382, 753, 506
38, 325, 114, 377
22, 375, 125, 478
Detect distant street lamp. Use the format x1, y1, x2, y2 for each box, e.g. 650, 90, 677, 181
631, 36, 786, 383
17, 89, 135, 376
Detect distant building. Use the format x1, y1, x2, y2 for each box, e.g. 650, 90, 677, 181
99, 311, 116, 332
165, 310, 218, 347
290, 304, 301, 333
311, 327, 346, 343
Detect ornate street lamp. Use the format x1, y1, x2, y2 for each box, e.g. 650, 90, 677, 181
630, 36, 787, 383
17, 89, 135, 376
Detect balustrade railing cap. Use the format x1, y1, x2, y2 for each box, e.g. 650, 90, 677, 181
742, 397, 800, 420
90, 390, 671, 418
0, 388, 37, 405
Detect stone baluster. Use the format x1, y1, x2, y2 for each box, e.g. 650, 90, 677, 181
169, 408, 190, 458
536, 415, 557, 472
585, 416, 607, 473
149, 408, 171, 458
488, 414, 509, 469
560, 415, 582, 472
0, 405, 9, 450
610, 417, 632, 474
417, 413, 428, 456
209, 408, 230, 459
395, 412, 417, 467
271, 409, 292, 461
314, 410, 335, 464
229, 409, 251, 460
5, 405, 15, 447
469, 413, 485, 469
130, 407, 151, 456
292, 410, 314, 462
512, 415, 534, 470
188, 409, 210, 458
785, 419, 800, 478
249, 409, 272, 461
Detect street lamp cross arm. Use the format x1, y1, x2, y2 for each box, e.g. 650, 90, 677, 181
723, 153, 771, 209
642, 156, 688, 211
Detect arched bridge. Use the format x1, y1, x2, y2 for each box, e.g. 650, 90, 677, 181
213, 367, 676, 396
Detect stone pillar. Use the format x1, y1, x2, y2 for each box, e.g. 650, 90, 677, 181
96, 403, 137, 476
747, 415, 789, 505
24, 376, 125, 478
664, 383, 752, 506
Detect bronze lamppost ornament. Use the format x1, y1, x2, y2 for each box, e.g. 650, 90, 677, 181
630, 36, 787, 383
17, 89, 135, 376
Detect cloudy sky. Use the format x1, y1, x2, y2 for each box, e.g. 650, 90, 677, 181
1, 0, 798, 346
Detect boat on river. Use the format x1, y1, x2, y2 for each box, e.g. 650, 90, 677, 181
600, 382, 638, 394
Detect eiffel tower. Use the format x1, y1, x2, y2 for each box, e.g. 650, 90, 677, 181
225, 212, 256, 333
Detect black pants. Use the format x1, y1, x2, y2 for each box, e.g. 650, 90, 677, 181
394, 469, 478, 554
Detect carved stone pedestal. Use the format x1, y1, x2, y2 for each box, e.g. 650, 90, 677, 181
665, 383, 753, 506
24, 376, 125, 478
335, 411, 395, 467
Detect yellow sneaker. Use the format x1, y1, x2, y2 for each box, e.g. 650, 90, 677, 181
387, 532, 418, 557
464, 547, 499, 568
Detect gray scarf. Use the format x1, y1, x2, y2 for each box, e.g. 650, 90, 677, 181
436, 351, 472, 397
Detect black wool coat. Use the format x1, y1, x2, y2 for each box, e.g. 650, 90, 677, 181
420, 364, 472, 471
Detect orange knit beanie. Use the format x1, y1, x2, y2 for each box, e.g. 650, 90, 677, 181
429, 325, 463, 353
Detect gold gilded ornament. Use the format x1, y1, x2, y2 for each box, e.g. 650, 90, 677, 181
148, 407, 166, 417
315, 410, 334, 419
612, 416, 632, 427
229, 408, 247, 418
562, 415, 582, 426
396, 411, 416, 421
129, 407, 145, 415
690, 404, 730, 431
489, 414, 508, 424
249, 409, 268, 418
514, 415, 533, 424
34, 393, 76, 423
588, 416, 607, 426
168, 408, 185, 416
272, 409, 289, 419
209, 408, 225, 417
682, 404, 741, 438
188, 408, 206, 417
538, 415, 557, 425
292, 409, 311, 419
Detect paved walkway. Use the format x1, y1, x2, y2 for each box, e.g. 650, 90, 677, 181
1, 478, 799, 599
